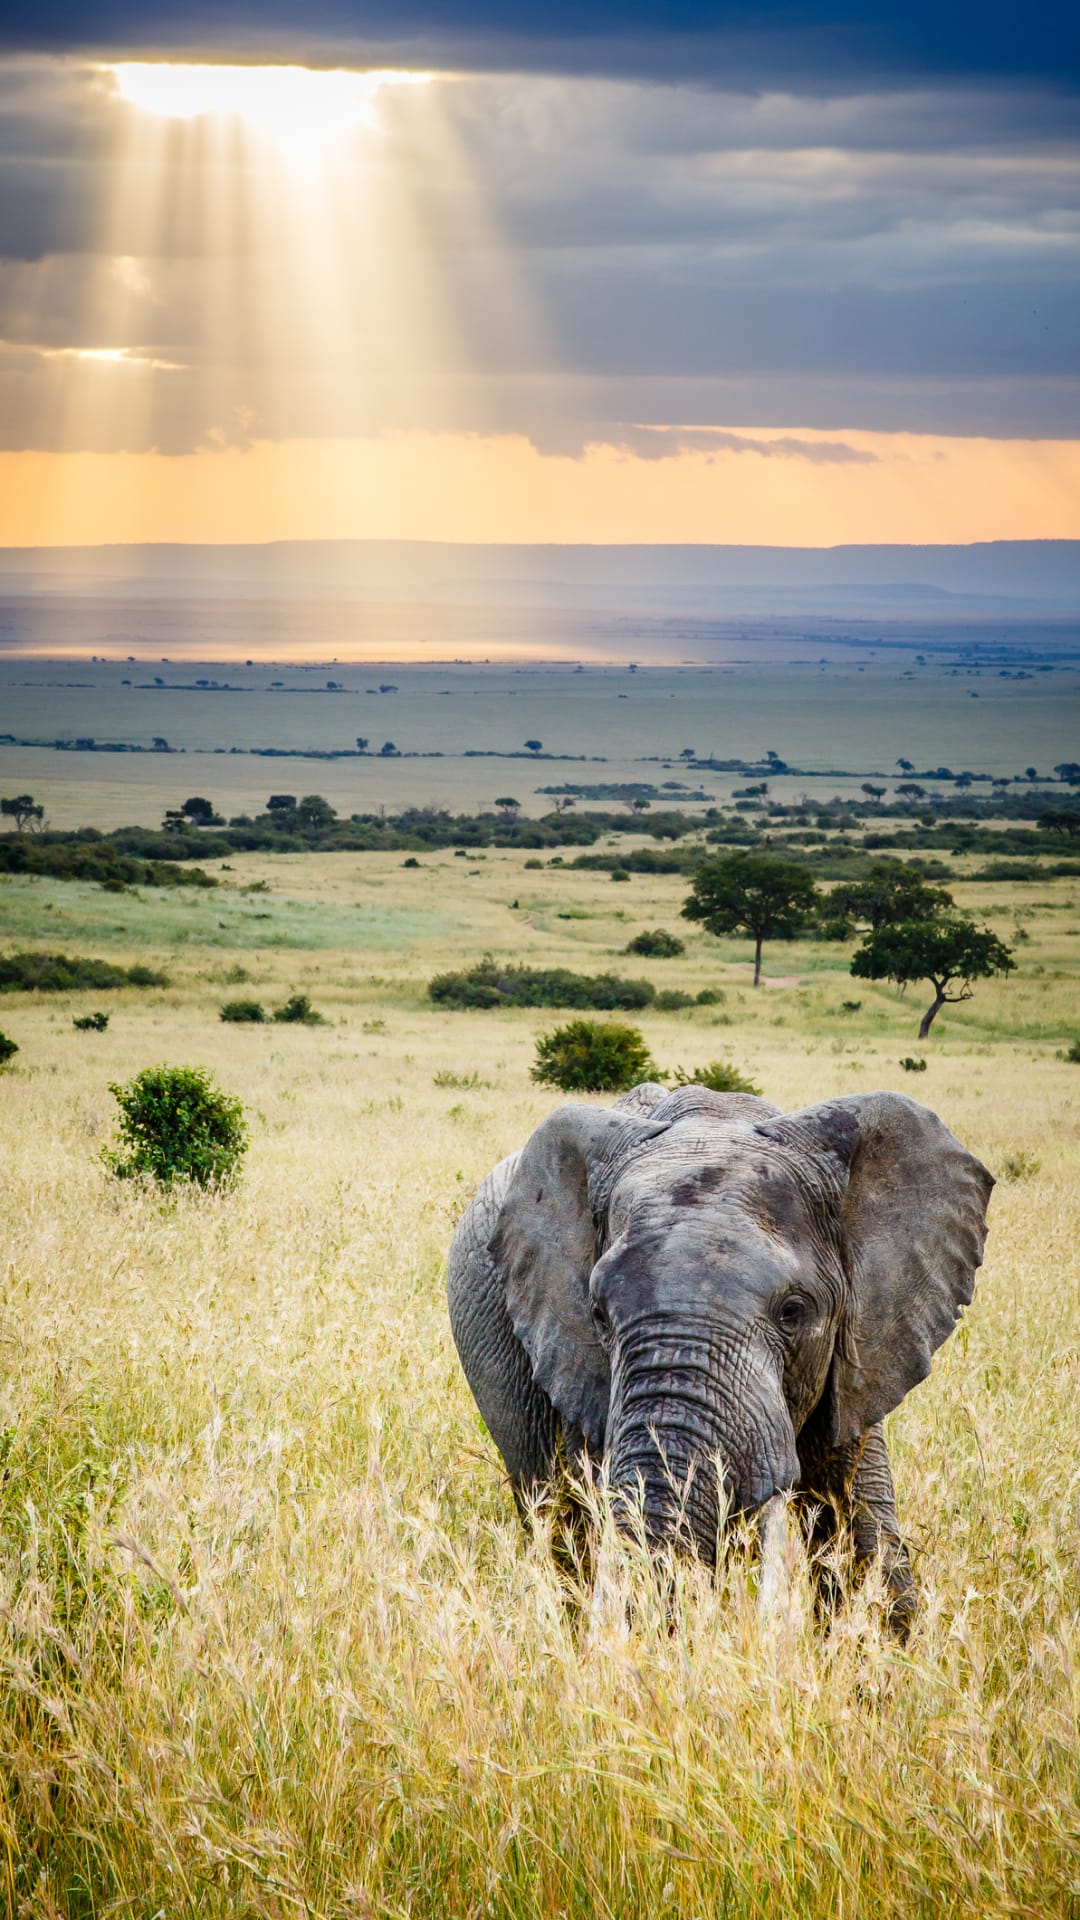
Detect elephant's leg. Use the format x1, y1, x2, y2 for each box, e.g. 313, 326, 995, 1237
795, 1420, 917, 1636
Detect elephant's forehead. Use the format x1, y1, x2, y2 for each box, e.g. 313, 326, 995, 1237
609, 1118, 810, 1233
611, 1119, 758, 1209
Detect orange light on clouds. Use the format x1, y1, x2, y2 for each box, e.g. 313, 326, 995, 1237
5, 62, 1077, 555
2, 427, 1079, 548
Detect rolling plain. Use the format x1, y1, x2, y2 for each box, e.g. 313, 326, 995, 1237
0, 827, 1078, 1916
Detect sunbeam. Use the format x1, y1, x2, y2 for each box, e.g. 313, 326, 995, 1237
106, 63, 432, 150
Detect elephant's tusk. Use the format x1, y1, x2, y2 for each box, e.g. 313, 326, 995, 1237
756, 1492, 795, 1622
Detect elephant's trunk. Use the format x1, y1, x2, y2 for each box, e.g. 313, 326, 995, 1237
605, 1331, 798, 1566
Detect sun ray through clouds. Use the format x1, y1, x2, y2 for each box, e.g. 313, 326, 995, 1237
11, 58, 553, 551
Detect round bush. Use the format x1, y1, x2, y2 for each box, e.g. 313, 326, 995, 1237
220, 998, 266, 1023
653, 989, 695, 1011
625, 929, 685, 958
531, 1019, 657, 1093
670, 1060, 761, 1095
103, 1065, 248, 1187
273, 994, 326, 1026
0, 1030, 18, 1068
610, 868, 632, 883
73, 1011, 109, 1032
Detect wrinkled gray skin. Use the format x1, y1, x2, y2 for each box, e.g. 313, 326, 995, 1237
447, 1084, 993, 1630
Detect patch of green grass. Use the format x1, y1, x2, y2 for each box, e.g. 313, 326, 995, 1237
0, 875, 458, 953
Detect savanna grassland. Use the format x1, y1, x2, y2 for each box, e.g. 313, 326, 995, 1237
1, 843, 1078, 1918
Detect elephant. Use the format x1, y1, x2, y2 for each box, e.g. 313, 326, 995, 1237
446, 1082, 993, 1630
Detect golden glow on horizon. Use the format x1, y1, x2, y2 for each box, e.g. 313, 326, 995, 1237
2, 428, 1079, 548
106, 63, 432, 147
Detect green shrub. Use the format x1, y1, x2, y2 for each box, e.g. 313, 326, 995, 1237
429, 956, 655, 1012
610, 868, 632, 882
220, 999, 266, 1024
273, 993, 326, 1026
625, 929, 685, 957
0, 837, 215, 890
523, 858, 543, 870
654, 989, 695, 1011
73, 1012, 109, 1032
1065, 1038, 1080, 1064
695, 988, 723, 1006
816, 916, 856, 942
402, 857, 421, 869
0, 1030, 18, 1068
899, 1056, 927, 1073
532, 1019, 658, 1094
0, 951, 169, 993
670, 1060, 762, 1095
103, 1065, 248, 1187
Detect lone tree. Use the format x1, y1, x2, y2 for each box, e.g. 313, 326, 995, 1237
524, 739, 543, 754
851, 916, 1014, 1038
181, 796, 219, 824
1, 794, 44, 833
831, 860, 953, 931
295, 794, 337, 831
495, 796, 521, 819
682, 852, 819, 987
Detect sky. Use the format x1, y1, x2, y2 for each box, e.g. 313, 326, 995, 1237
0, 1, 1077, 546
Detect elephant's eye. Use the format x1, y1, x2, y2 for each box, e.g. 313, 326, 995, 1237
591, 1298, 610, 1337
775, 1293, 808, 1334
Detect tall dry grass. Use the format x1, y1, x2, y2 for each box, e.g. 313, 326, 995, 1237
0, 859, 1078, 1916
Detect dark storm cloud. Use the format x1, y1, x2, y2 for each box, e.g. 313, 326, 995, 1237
0, 0, 1076, 94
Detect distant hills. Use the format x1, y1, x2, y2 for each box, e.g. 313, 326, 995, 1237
1, 539, 1079, 616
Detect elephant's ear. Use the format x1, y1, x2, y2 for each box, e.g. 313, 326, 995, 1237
489, 1103, 659, 1449
782, 1092, 994, 1446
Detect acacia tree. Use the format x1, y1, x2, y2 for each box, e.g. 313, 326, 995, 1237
831, 861, 954, 931
181, 796, 220, 825
850, 916, 1014, 1037
682, 852, 819, 987
1, 794, 44, 833
295, 794, 337, 831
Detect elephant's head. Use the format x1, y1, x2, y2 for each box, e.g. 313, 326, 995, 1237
490, 1084, 992, 1563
